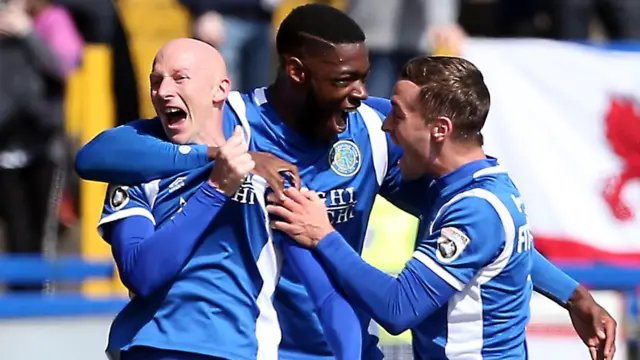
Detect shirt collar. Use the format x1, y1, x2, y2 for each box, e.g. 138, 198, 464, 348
431, 156, 502, 190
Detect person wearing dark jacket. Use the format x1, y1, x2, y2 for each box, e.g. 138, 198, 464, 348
0, 0, 70, 291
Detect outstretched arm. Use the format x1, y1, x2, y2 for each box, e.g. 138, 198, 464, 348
269, 188, 505, 335
75, 119, 210, 184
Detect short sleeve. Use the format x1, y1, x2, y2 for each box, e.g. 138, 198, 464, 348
413, 191, 511, 290
97, 184, 153, 239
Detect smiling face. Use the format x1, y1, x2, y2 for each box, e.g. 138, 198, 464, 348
293, 42, 370, 142
382, 80, 435, 180
150, 39, 229, 144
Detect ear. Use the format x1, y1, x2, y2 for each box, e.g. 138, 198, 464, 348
285, 56, 307, 85
212, 78, 231, 103
431, 116, 452, 143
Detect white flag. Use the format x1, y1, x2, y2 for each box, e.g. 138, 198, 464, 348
461, 39, 640, 263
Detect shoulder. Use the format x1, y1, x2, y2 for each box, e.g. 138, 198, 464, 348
435, 186, 513, 237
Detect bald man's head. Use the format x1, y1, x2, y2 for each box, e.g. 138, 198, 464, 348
153, 38, 228, 82
150, 38, 231, 145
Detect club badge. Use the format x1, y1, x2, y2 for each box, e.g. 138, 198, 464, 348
329, 140, 361, 177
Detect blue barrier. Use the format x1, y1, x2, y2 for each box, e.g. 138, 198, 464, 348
0, 293, 127, 318
0, 256, 637, 318
0, 255, 115, 284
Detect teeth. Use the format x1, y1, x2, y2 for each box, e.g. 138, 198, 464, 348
165, 107, 181, 114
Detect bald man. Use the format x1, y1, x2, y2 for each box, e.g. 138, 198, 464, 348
97, 38, 300, 360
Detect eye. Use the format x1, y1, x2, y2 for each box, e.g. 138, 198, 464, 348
332, 79, 350, 87
150, 76, 162, 89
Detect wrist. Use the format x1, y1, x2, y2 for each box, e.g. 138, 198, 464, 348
312, 229, 337, 248
207, 146, 219, 161
206, 179, 230, 196
566, 285, 590, 310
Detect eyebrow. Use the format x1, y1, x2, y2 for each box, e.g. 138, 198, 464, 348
391, 99, 406, 116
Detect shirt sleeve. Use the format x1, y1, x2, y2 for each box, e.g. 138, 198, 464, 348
413, 194, 507, 289
98, 183, 154, 237
75, 118, 210, 184
101, 182, 229, 297
531, 248, 579, 306
313, 194, 508, 335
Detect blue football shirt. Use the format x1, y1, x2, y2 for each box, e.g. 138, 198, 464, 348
409, 158, 533, 359
223, 88, 426, 360
98, 117, 283, 360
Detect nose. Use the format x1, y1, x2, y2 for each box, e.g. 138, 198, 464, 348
381, 115, 392, 133
157, 77, 176, 99
351, 80, 368, 101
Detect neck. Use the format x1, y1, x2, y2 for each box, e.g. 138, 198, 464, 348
430, 142, 486, 178
267, 75, 306, 133
194, 108, 226, 147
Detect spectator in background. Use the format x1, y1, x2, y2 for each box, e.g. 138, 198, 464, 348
0, 0, 82, 291
552, 0, 640, 39
179, 0, 282, 92
347, 0, 466, 98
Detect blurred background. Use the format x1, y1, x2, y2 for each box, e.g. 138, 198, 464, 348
0, 0, 639, 359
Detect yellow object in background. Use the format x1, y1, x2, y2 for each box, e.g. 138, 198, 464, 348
361, 196, 419, 344
77, 44, 123, 296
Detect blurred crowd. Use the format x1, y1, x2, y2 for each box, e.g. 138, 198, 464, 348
0, 0, 639, 291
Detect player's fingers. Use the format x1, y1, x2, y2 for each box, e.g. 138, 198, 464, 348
222, 128, 246, 151
236, 164, 255, 181
608, 343, 616, 360
224, 138, 249, 158
304, 190, 322, 203
232, 125, 244, 138
603, 318, 616, 358
265, 174, 286, 201
266, 192, 281, 204
283, 187, 310, 205
270, 220, 296, 235
266, 205, 293, 222
291, 168, 301, 190
588, 346, 598, 360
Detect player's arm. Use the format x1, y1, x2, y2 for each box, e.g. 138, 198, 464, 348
75, 118, 210, 184
375, 135, 582, 306
281, 241, 362, 360
531, 249, 579, 306
270, 189, 506, 335
100, 182, 228, 297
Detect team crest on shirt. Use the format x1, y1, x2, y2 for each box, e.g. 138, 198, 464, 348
436, 227, 471, 263
329, 140, 361, 177
108, 185, 130, 211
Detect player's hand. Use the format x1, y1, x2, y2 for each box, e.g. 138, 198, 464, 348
250, 152, 300, 201
209, 126, 254, 196
207, 145, 300, 199
267, 187, 334, 248
192, 11, 225, 47
567, 286, 617, 360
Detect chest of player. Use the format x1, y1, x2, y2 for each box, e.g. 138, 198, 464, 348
299, 138, 381, 227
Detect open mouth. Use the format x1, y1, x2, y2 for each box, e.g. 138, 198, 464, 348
164, 107, 187, 128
